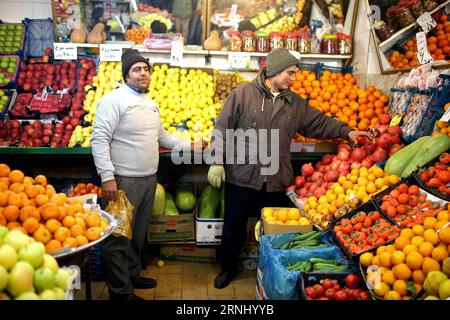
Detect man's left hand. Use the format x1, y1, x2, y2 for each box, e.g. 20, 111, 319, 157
347, 130, 373, 145
191, 140, 208, 153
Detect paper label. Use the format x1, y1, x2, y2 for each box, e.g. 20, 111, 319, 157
53, 43, 77, 60
170, 39, 184, 66
416, 32, 434, 65
440, 107, 450, 122
100, 44, 123, 61
228, 52, 251, 69
417, 12, 437, 33
230, 4, 238, 16
390, 114, 403, 126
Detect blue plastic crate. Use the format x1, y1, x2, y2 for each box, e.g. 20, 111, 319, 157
23, 18, 54, 58
388, 87, 410, 117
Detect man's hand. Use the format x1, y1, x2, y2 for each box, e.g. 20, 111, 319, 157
208, 165, 225, 188
101, 180, 118, 202
191, 140, 208, 153
347, 130, 373, 145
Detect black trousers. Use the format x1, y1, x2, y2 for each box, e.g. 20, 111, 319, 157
101, 174, 157, 295
219, 182, 290, 273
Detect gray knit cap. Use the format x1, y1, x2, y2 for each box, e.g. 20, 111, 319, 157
266, 48, 300, 77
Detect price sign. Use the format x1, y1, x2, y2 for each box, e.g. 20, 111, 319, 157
230, 4, 238, 16
170, 38, 184, 66
100, 44, 123, 61
53, 43, 77, 60
417, 12, 437, 33
416, 32, 434, 65
228, 52, 251, 69
390, 114, 403, 127
440, 107, 450, 122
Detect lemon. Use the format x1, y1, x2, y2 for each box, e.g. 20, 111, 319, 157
156, 260, 165, 268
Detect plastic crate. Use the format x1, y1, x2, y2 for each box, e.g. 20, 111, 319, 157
0, 89, 17, 120
388, 88, 409, 117
413, 153, 450, 202
435, 74, 450, 109
0, 55, 21, 89
0, 21, 26, 56
23, 18, 54, 58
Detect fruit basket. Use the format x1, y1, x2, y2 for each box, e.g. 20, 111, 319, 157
49, 207, 116, 259
413, 152, 450, 201
0, 55, 20, 88
0, 89, 17, 120
0, 21, 26, 55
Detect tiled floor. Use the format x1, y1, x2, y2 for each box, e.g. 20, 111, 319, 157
74, 261, 257, 300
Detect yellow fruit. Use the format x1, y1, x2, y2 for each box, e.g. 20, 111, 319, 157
384, 290, 402, 300
438, 227, 450, 244
366, 182, 377, 194
372, 255, 381, 267
405, 251, 424, 270
382, 270, 396, 285
437, 210, 449, 222
423, 217, 437, 230
395, 236, 410, 250
377, 246, 386, 256
403, 244, 419, 256
435, 220, 448, 231
419, 242, 435, 257
423, 229, 439, 246
431, 246, 449, 262
156, 260, 164, 268
393, 280, 408, 296
276, 209, 288, 222
379, 252, 392, 268
360, 252, 374, 267
412, 225, 425, 236
374, 282, 390, 297
391, 251, 406, 266
262, 208, 273, 219
422, 257, 441, 274
400, 228, 415, 240
410, 236, 424, 248
385, 245, 396, 253
392, 263, 412, 280
288, 208, 300, 220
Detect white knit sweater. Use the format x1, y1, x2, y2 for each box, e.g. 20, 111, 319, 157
91, 85, 190, 182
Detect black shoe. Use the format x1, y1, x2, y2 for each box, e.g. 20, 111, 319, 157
109, 291, 145, 301
131, 276, 157, 289
214, 270, 238, 289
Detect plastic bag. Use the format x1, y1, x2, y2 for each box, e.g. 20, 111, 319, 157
105, 190, 134, 240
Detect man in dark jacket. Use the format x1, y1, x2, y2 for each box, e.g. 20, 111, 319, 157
207, 48, 372, 289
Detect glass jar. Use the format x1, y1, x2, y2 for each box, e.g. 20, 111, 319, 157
337, 33, 352, 55
270, 32, 284, 50
405, 0, 425, 18
374, 20, 392, 42
284, 33, 298, 51
395, 6, 415, 28
256, 32, 270, 52
229, 32, 242, 51
298, 33, 311, 53
387, 6, 399, 32
320, 35, 338, 54
242, 31, 256, 52
422, 0, 438, 11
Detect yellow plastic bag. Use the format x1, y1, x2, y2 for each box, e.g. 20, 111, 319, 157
105, 190, 134, 239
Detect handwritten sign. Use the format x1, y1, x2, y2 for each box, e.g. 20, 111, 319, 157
228, 52, 251, 69
53, 43, 77, 60
230, 4, 238, 17
417, 12, 437, 33
440, 107, 450, 122
170, 38, 184, 66
416, 32, 434, 65
100, 44, 123, 61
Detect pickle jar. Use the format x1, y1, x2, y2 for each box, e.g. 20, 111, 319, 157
405, 0, 425, 19
374, 20, 392, 42
320, 34, 338, 54
298, 33, 311, 53
270, 32, 283, 50
256, 32, 270, 52
229, 32, 242, 51
283, 32, 298, 51
422, 0, 438, 11
242, 31, 256, 52
395, 5, 415, 28
337, 33, 352, 55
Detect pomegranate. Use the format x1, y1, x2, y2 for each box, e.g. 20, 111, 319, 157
337, 149, 350, 161
364, 141, 376, 154
295, 176, 306, 188
350, 162, 362, 170
371, 148, 389, 163
311, 171, 323, 182
337, 143, 351, 153
378, 134, 393, 150
361, 158, 374, 168
324, 170, 339, 182
377, 125, 388, 135
301, 163, 314, 176
350, 147, 367, 163
313, 187, 326, 198
386, 126, 402, 137
322, 154, 333, 165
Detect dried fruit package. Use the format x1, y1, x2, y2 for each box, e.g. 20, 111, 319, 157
105, 190, 134, 239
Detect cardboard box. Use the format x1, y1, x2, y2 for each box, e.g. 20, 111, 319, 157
160, 244, 216, 263
195, 216, 224, 245
148, 213, 195, 241
262, 208, 313, 235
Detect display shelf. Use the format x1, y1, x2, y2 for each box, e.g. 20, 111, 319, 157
378, 0, 450, 52
208, 50, 352, 60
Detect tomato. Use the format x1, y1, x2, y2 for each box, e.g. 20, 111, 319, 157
363, 217, 372, 227
408, 185, 419, 195
348, 289, 360, 300
357, 212, 367, 223
361, 227, 370, 235
421, 171, 430, 182
342, 224, 352, 234
358, 291, 371, 300
345, 274, 360, 289
333, 283, 342, 291
305, 287, 316, 299
324, 288, 336, 299
334, 290, 348, 300
368, 211, 380, 220
357, 239, 367, 247
353, 222, 362, 231
439, 152, 450, 164
322, 279, 334, 290
335, 230, 344, 239
333, 225, 342, 233
318, 297, 329, 300
313, 284, 324, 297
397, 183, 408, 194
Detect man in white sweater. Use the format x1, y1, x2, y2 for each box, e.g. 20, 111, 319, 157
91, 49, 202, 300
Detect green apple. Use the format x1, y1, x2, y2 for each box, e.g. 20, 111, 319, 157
0, 61, 7, 69
55, 268, 70, 290
52, 287, 65, 300
41, 254, 59, 273
0, 244, 18, 270
0, 292, 10, 300
18, 242, 45, 268
15, 292, 40, 300
3, 230, 29, 251
7, 261, 34, 297
34, 268, 56, 292
39, 289, 56, 300
0, 264, 8, 291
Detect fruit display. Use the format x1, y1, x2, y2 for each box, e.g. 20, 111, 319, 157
152, 184, 195, 216
67, 183, 101, 198
0, 120, 21, 146
294, 0, 306, 25
435, 105, 450, 137
418, 152, 450, 198
359, 204, 450, 300
147, 64, 218, 143
0, 89, 11, 115
0, 23, 24, 54
0, 227, 72, 300
387, 15, 450, 69
214, 71, 246, 102
285, 257, 348, 272
423, 270, 450, 300
290, 69, 390, 130
271, 231, 328, 250
138, 13, 173, 31
0, 56, 19, 87
258, 16, 296, 34
9, 93, 32, 118
261, 207, 311, 226
0, 164, 110, 253
303, 274, 371, 300
124, 27, 151, 45
16, 120, 74, 148
378, 183, 447, 228
250, 8, 279, 29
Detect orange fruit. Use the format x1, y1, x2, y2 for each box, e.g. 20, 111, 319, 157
0, 163, 11, 177
75, 217, 86, 229
431, 246, 448, 262
9, 183, 24, 193
62, 216, 76, 228
423, 217, 437, 230
0, 213, 6, 226
63, 237, 78, 248
50, 194, 66, 207
45, 219, 61, 233
19, 206, 40, 222
395, 236, 410, 250
9, 170, 24, 184
410, 236, 424, 248
85, 213, 101, 228
75, 235, 89, 246
384, 290, 401, 300
0, 192, 8, 206
412, 225, 425, 236
45, 185, 56, 198
412, 270, 425, 285
422, 257, 441, 274
45, 239, 62, 253
382, 270, 396, 285
22, 217, 40, 234
70, 224, 84, 237
405, 251, 424, 270
54, 227, 71, 242
33, 227, 51, 244
35, 194, 49, 206
423, 229, 439, 246
7, 193, 23, 208
392, 263, 412, 280
400, 228, 415, 240
379, 252, 392, 268
438, 227, 450, 244
374, 282, 390, 297
3, 205, 19, 222
419, 242, 434, 257
34, 175, 47, 187
24, 185, 40, 199
86, 227, 101, 241
393, 280, 408, 296
39, 203, 60, 221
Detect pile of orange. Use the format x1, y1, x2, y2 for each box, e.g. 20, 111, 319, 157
290, 69, 390, 130
388, 15, 450, 70
124, 27, 151, 44
0, 163, 109, 253
68, 182, 102, 197
359, 205, 450, 300
433, 103, 450, 137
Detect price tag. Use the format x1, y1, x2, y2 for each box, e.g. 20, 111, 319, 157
390, 114, 403, 126
228, 52, 251, 69
417, 12, 437, 33
53, 43, 77, 60
100, 44, 123, 61
230, 4, 238, 16
170, 38, 184, 66
416, 32, 434, 65
289, 50, 301, 60
440, 107, 450, 122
